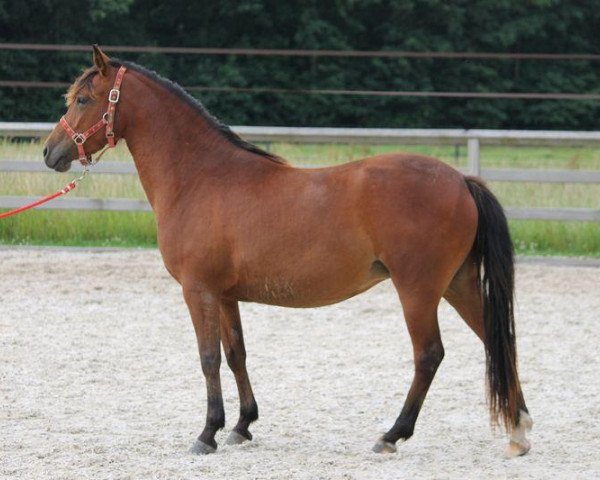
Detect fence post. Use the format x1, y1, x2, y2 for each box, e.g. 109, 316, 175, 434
467, 138, 480, 176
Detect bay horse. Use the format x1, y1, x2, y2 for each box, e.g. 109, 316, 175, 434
43, 46, 532, 457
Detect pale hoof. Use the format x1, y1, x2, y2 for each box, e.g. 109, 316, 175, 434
505, 410, 533, 458
226, 430, 251, 445
505, 439, 531, 458
372, 439, 397, 454
189, 439, 216, 455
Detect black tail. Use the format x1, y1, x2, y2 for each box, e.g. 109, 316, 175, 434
465, 176, 520, 431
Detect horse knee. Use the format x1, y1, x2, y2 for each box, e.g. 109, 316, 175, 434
225, 344, 246, 371
222, 324, 246, 367
416, 343, 444, 375
201, 352, 221, 377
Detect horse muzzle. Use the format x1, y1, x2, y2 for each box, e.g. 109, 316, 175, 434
43, 142, 74, 172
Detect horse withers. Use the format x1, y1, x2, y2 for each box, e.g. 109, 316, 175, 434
42, 45, 533, 457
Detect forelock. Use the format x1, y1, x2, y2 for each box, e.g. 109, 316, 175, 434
65, 66, 99, 106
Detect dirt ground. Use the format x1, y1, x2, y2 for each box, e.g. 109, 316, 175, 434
1, 248, 598, 479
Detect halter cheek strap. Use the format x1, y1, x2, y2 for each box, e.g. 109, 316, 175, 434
59, 65, 127, 165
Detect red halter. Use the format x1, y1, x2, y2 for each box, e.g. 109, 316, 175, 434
59, 66, 127, 165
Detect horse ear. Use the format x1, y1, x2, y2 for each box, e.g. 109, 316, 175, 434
92, 44, 110, 76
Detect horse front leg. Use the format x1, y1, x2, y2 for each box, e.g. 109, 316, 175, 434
220, 300, 259, 445
183, 285, 225, 454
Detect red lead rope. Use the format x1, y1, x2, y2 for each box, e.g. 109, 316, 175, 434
0, 170, 86, 220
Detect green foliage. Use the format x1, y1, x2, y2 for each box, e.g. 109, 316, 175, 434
1, 0, 600, 128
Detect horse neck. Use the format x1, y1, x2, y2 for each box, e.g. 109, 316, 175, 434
121, 75, 267, 214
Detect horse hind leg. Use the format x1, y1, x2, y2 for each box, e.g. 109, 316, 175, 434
443, 257, 532, 457
373, 290, 445, 453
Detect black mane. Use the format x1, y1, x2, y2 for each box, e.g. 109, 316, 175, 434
109, 59, 285, 164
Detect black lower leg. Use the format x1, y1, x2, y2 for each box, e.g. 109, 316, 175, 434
383, 342, 444, 445
198, 354, 225, 449
221, 301, 258, 440
226, 359, 258, 439
199, 398, 225, 448
233, 396, 258, 439
382, 402, 420, 443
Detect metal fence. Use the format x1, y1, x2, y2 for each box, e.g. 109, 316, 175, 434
1, 122, 599, 221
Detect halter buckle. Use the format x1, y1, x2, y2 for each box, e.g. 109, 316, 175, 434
72, 133, 86, 144
108, 89, 120, 103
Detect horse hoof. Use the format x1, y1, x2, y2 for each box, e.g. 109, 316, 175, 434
189, 439, 216, 455
226, 430, 251, 445
505, 410, 533, 458
505, 439, 531, 458
372, 439, 397, 454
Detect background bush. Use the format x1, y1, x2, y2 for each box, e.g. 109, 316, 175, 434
1, 0, 600, 129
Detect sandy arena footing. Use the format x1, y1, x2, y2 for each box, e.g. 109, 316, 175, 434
1, 248, 598, 479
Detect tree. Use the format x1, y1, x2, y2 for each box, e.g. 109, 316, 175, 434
1, 0, 599, 129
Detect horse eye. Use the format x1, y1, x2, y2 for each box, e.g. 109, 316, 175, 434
76, 96, 89, 106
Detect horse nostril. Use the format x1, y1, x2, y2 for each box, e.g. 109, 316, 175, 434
43, 146, 49, 158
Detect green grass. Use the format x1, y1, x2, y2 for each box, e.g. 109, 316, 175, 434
0, 210, 157, 247
1, 140, 599, 256
509, 221, 600, 257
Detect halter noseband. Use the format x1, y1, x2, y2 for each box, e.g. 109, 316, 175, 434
59, 65, 127, 166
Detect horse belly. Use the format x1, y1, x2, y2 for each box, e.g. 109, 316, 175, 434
226, 257, 389, 308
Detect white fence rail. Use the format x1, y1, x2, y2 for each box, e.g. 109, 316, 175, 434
1, 122, 599, 221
